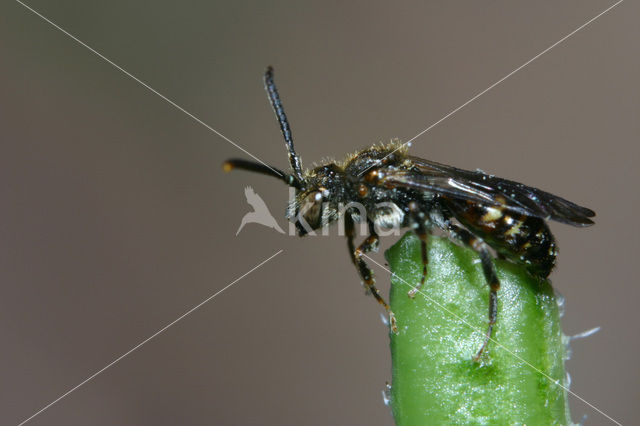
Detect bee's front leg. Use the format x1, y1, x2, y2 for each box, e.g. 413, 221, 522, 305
345, 213, 397, 333
447, 224, 500, 361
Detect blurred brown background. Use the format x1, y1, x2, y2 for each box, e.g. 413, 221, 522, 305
1, 1, 637, 424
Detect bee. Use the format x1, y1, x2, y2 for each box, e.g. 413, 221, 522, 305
224, 67, 595, 359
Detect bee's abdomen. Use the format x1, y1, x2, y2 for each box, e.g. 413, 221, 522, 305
449, 201, 557, 278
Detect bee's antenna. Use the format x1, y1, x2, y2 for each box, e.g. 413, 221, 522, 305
223, 159, 303, 189
264, 67, 304, 185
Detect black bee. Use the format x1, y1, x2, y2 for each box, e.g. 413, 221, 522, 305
224, 67, 595, 359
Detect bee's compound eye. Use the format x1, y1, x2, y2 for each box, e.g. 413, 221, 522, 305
296, 191, 323, 232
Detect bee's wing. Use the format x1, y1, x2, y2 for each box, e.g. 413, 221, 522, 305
381, 156, 595, 226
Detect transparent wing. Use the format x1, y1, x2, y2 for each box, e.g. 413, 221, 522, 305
381, 156, 595, 226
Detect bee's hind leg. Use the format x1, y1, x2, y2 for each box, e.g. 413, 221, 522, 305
447, 224, 500, 361
345, 214, 397, 333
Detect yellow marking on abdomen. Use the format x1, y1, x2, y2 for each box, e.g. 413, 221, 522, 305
482, 207, 503, 222
505, 217, 524, 236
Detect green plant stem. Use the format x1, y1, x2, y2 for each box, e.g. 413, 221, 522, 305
385, 232, 570, 425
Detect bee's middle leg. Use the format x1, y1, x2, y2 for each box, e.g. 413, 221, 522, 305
408, 221, 429, 299
447, 224, 500, 360
345, 214, 397, 333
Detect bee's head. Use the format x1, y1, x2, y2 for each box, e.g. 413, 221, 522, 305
286, 165, 343, 236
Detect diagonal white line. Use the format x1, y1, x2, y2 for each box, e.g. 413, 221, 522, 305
15, 0, 284, 177
358, 0, 625, 177
363, 253, 622, 426
17, 249, 284, 426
